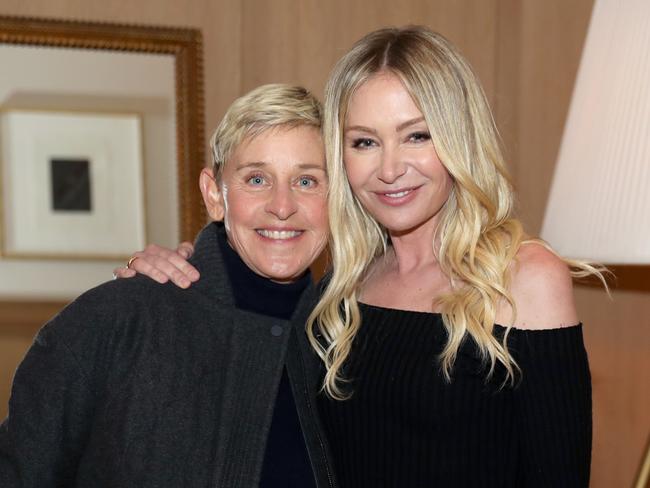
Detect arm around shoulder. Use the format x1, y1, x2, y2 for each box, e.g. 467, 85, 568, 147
505, 242, 578, 330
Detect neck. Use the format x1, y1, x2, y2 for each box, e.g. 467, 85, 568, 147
386, 220, 441, 275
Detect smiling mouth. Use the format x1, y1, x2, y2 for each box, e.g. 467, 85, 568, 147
373, 185, 422, 206
378, 185, 422, 198
383, 189, 413, 198
257, 229, 303, 240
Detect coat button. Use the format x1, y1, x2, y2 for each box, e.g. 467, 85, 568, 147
271, 324, 284, 337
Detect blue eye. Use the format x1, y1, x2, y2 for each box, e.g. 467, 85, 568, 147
298, 176, 317, 188
247, 175, 265, 186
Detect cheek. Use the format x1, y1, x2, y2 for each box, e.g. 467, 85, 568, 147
433, 163, 452, 191
223, 190, 262, 222
306, 196, 329, 236
415, 152, 450, 183
344, 146, 380, 179
293, 194, 328, 251
442, 172, 453, 192
433, 169, 453, 207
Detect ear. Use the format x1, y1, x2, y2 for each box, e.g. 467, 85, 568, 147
199, 168, 225, 221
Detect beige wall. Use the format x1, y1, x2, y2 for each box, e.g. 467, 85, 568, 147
1, 1, 648, 486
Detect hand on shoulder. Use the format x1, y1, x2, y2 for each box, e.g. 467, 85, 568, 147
498, 242, 578, 330
112, 242, 198, 289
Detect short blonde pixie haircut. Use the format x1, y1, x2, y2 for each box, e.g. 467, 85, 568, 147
209, 83, 322, 178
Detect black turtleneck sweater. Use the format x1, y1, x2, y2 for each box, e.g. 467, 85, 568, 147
217, 232, 316, 488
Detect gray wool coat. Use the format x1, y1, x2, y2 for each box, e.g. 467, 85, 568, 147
0, 223, 337, 488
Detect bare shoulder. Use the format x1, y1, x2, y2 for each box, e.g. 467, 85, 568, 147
498, 241, 578, 330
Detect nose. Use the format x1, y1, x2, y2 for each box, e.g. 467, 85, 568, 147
377, 145, 407, 184
265, 184, 298, 220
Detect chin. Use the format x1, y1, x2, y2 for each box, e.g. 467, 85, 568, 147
262, 263, 309, 283
267, 271, 307, 284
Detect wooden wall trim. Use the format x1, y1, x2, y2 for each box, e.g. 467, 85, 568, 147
0, 301, 67, 327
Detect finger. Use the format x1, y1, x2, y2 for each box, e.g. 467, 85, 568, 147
173, 256, 200, 282
120, 244, 199, 288
150, 253, 197, 288
174, 243, 199, 281
155, 246, 200, 283
131, 252, 195, 288
113, 267, 136, 279
128, 255, 171, 285
142, 243, 171, 258
176, 242, 195, 259
140, 244, 191, 264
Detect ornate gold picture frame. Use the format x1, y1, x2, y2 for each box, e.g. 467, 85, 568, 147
0, 15, 205, 316
0, 14, 205, 241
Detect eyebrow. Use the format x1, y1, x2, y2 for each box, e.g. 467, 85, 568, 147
234, 161, 266, 171
396, 116, 426, 132
234, 161, 326, 171
298, 163, 327, 171
345, 116, 426, 135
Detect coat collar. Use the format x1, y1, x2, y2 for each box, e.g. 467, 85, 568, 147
187, 222, 237, 307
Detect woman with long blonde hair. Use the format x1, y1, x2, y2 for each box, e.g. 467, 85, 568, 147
305, 26, 601, 487
120, 26, 600, 487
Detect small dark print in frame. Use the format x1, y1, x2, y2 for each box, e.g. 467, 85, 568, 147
0, 109, 145, 260
50, 158, 92, 212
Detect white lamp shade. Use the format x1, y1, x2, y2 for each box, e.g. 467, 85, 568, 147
541, 0, 650, 264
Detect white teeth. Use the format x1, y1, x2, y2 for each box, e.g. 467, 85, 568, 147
257, 229, 302, 239
384, 190, 411, 198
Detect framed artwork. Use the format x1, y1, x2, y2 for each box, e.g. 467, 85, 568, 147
0, 15, 205, 306
1, 109, 146, 259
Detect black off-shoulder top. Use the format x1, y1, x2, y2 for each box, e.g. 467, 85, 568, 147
317, 303, 591, 488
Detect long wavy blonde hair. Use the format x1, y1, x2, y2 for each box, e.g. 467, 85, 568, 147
307, 26, 602, 400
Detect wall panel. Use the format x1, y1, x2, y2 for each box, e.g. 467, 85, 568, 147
578, 286, 650, 487
240, 0, 499, 102
515, 0, 595, 233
